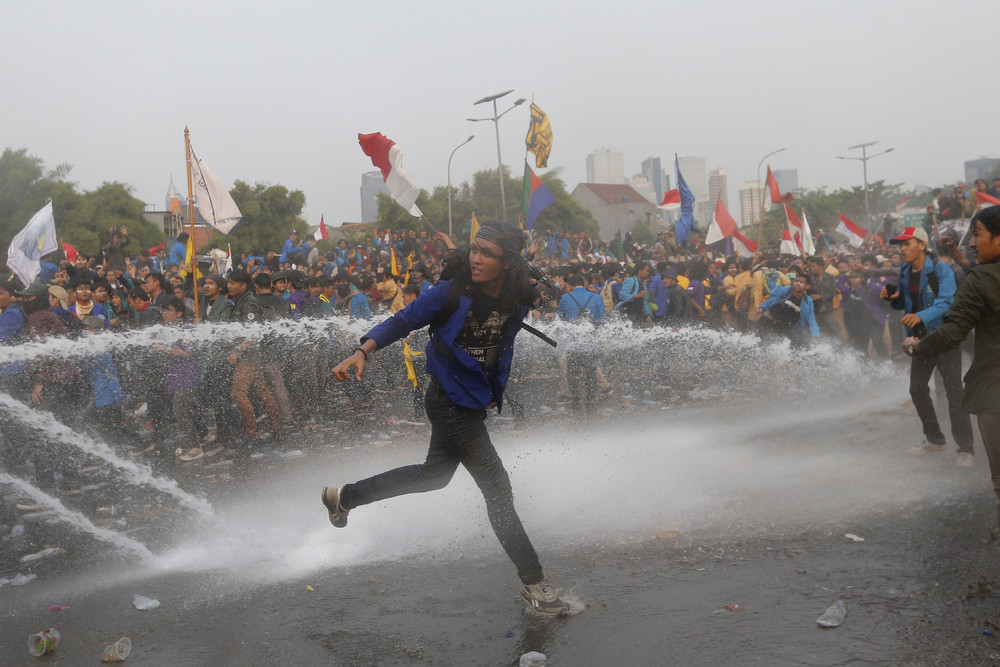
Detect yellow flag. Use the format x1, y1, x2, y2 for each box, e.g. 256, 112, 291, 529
182, 233, 201, 280
469, 212, 480, 245
524, 103, 552, 169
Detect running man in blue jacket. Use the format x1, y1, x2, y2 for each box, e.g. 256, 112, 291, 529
323, 220, 568, 614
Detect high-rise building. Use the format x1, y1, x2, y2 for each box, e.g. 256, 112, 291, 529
708, 167, 728, 209
677, 156, 707, 226
641, 156, 663, 206
738, 180, 764, 229
630, 174, 656, 207
586, 148, 625, 184
965, 158, 1000, 184
360, 171, 390, 223
773, 168, 799, 196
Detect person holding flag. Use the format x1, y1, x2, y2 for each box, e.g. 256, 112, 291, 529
323, 219, 570, 615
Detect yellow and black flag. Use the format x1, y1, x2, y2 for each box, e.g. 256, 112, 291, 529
524, 103, 553, 169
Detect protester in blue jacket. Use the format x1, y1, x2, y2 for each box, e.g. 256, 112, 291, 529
322, 220, 569, 615
883, 226, 973, 462
757, 273, 821, 340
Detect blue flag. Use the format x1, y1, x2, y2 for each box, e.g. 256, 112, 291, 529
674, 157, 696, 246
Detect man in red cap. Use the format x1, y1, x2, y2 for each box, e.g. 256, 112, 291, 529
882, 226, 974, 464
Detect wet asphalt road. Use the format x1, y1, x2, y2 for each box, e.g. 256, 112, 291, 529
3, 381, 1000, 666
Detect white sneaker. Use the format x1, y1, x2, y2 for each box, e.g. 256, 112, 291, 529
907, 441, 946, 456
519, 581, 569, 614
956, 452, 975, 467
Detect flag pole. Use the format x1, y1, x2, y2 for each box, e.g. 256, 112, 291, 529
184, 127, 200, 317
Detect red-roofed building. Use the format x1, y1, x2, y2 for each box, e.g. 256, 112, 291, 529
570, 183, 661, 241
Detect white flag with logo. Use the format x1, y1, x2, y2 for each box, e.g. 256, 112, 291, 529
189, 143, 243, 235
7, 201, 57, 285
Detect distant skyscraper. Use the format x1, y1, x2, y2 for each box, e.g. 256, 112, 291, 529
587, 148, 625, 184
641, 156, 663, 205
739, 180, 764, 229
360, 171, 389, 223
773, 169, 799, 196
677, 156, 707, 225
630, 174, 656, 206
965, 158, 1000, 183
708, 167, 729, 209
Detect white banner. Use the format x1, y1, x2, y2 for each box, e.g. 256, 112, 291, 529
7, 201, 57, 285
189, 144, 243, 235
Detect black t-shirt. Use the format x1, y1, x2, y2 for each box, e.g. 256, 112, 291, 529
455, 293, 508, 375
908, 269, 922, 313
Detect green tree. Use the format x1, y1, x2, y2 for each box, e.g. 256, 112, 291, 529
631, 219, 656, 246
227, 181, 307, 254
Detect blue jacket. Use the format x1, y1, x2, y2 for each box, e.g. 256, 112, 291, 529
890, 256, 956, 337
613, 275, 650, 316
760, 285, 821, 338
279, 238, 299, 264
349, 292, 372, 320
558, 287, 606, 323
168, 240, 187, 269
85, 352, 127, 408
648, 274, 670, 317
363, 279, 522, 411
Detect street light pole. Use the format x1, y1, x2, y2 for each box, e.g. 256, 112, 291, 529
447, 135, 474, 238
468, 90, 526, 221
836, 141, 894, 229
754, 147, 786, 250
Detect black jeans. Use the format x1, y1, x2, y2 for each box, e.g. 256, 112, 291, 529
341, 378, 545, 585
910, 347, 974, 452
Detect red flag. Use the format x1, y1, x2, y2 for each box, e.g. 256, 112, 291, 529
148, 241, 165, 257
314, 215, 329, 241
896, 196, 915, 210
658, 189, 681, 210
783, 204, 805, 251
975, 191, 1000, 207
835, 213, 867, 248
358, 132, 423, 217
62, 241, 77, 263
766, 166, 793, 204
705, 196, 758, 257
780, 229, 798, 255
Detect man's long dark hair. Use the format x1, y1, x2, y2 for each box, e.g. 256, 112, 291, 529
439, 223, 538, 318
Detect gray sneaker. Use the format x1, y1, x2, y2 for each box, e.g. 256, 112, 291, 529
520, 581, 569, 615
322, 486, 349, 528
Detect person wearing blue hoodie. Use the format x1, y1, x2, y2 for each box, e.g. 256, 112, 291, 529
757, 272, 821, 344
322, 220, 568, 615
883, 226, 974, 463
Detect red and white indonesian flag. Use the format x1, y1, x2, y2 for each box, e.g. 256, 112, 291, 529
358, 132, 423, 217
658, 188, 681, 211
705, 196, 758, 258
782, 204, 811, 255
189, 143, 243, 235
314, 215, 329, 241
975, 191, 1000, 208
835, 213, 867, 248
780, 229, 798, 256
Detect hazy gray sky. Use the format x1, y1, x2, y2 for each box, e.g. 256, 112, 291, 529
2, 1, 993, 230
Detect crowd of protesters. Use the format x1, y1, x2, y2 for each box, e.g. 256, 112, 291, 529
0, 186, 990, 481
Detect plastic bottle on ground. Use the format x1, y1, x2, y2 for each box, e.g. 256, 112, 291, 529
132, 594, 160, 611
816, 600, 846, 627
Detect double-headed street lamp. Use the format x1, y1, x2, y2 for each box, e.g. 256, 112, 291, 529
836, 141, 894, 229
447, 135, 474, 237
467, 90, 526, 221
